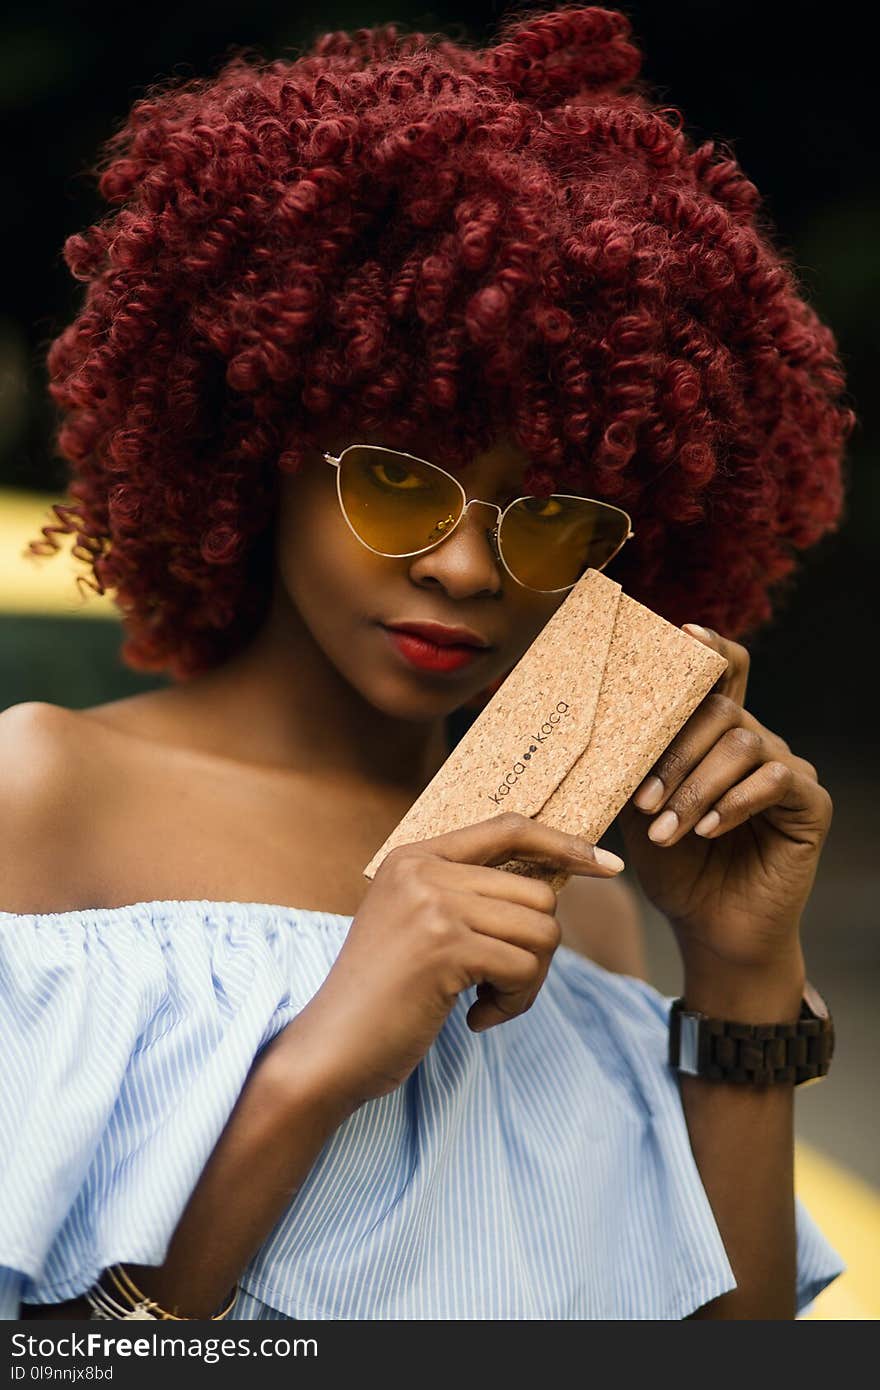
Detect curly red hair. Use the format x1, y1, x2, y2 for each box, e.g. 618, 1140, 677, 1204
28, 4, 854, 681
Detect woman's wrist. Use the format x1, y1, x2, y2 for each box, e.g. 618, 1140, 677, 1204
680, 942, 806, 1023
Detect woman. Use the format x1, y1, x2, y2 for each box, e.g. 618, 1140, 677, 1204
0, 6, 853, 1319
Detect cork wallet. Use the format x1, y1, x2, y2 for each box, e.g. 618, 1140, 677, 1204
362, 567, 728, 894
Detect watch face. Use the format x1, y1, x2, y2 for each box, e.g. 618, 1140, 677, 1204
803, 980, 830, 1020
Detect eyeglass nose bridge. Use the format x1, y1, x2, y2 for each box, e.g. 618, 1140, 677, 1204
450, 495, 505, 565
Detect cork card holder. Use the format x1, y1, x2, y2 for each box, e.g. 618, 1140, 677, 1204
362, 567, 728, 894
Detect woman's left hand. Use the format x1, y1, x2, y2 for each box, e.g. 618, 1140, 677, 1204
615, 624, 834, 984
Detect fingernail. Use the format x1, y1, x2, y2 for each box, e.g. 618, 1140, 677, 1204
594, 847, 625, 872
683, 623, 711, 639
694, 810, 720, 836
648, 809, 679, 843
633, 775, 664, 811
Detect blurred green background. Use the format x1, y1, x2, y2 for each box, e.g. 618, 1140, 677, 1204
1, 1, 877, 1314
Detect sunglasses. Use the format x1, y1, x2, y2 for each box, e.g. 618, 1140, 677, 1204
323, 444, 635, 594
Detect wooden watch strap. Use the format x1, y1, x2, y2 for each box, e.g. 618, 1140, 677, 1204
669, 996, 834, 1085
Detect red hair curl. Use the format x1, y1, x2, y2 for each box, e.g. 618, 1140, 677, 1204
28, 5, 855, 680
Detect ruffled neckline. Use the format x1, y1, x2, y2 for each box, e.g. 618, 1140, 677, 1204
0, 898, 356, 923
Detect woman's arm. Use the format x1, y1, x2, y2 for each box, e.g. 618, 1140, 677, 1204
677, 962, 804, 1320
0, 705, 356, 1319
616, 623, 835, 1320
22, 1007, 358, 1319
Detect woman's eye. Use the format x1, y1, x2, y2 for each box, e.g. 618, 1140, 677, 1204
520, 495, 563, 518
368, 462, 427, 491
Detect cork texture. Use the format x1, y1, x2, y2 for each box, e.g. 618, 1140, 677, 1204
362, 567, 727, 889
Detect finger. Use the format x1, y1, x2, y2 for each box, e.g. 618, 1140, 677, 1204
682, 623, 750, 705
642, 725, 768, 845
462, 933, 548, 1032
461, 892, 561, 955
791, 754, 820, 783
631, 694, 783, 814
685, 761, 833, 842
422, 858, 560, 915
412, 811, 625, 877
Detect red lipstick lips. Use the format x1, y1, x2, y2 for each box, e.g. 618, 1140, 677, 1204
384, 620, 491, 648
382, 620, 493, 673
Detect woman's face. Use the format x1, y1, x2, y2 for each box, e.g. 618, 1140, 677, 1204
274, 430, 569, 722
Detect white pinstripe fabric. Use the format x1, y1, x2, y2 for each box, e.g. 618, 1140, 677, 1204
0, 900, 843, 1320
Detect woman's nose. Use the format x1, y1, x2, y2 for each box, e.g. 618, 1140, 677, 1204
407, 499, 504, 597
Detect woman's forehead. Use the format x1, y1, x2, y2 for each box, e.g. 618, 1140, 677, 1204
456, 445, 531, 490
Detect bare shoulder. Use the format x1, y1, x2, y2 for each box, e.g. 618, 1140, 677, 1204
0, 700, 81, 798
0, 702, 96, 913
555, 870, 648, 981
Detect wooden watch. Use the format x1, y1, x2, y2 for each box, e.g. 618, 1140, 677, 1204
668, 981, 834, 1086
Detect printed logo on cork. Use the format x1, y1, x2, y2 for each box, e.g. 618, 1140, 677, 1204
488, 702, 571, 804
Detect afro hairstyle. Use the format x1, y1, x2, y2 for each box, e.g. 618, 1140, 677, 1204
28, 4, 855, 681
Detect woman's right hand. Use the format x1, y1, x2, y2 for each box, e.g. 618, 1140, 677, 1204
275, 812, 625, 1116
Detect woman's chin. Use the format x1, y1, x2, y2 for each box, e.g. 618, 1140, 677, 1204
355, 670, 485, 725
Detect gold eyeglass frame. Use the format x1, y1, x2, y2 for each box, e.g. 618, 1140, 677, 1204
323, 444, 635, 595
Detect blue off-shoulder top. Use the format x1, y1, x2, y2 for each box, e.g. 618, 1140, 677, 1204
0, 899, 843, 1320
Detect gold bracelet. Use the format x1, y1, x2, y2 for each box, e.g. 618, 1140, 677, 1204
85, 1264, 237, 1320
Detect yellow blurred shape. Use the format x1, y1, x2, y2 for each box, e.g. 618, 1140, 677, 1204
796, 1140, 880, 1319
0, 487, 118, 618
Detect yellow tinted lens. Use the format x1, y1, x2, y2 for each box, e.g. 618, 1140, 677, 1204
500, 496, 630, 590
338, 446, 463, 555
